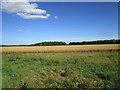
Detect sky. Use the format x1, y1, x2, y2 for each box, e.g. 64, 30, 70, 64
2, 1, 118, 45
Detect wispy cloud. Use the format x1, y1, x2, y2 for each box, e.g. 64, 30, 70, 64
18, 29, 22, 32
54, 16, 58, 19
18, 29, 29, 32
17, 13, 50, 19
1, 0, 50, 19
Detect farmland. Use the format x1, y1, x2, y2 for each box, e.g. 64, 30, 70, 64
1, 44, 119, 54
1, 44, 120, 88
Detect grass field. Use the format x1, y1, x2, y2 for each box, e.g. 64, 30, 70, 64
2, 44, 119, 88
1, 44, 119, 54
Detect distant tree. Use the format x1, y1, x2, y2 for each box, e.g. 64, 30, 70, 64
31, 41, 66, 46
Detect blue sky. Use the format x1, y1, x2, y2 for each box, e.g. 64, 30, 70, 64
2, 2, 118, 45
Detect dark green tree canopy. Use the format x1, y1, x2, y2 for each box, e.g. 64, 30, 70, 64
69, 39, 119, 45
30, 41, 66, 46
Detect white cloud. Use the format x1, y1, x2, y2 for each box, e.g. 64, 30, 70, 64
1, 0, 50, 19
17, 13, 50, 19
18, 29, 22, 32
54, 16, 58, 19
18, 29, 30, 32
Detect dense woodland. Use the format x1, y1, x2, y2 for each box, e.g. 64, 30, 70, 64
1, 39, 119, 46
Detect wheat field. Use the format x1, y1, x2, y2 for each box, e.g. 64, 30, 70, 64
1, 44, 119, 54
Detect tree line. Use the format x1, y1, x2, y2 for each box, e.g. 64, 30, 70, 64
31, 39, 119, 46
69, 39, 119, 45
30, 41, 66, 46
1, 39, 119, 46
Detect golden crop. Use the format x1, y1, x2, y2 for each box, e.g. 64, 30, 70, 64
1, 44, 119, 54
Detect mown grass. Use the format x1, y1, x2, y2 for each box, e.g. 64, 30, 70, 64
2, 51, 119, 88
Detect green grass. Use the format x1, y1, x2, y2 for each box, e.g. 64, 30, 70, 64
2, 51, 119, 88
